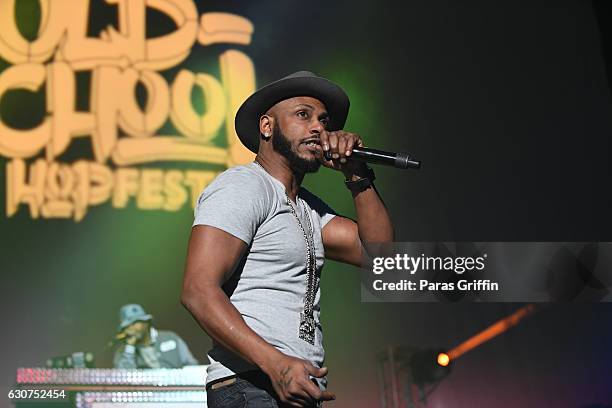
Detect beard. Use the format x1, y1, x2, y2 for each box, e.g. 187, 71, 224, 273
271, 123, 321, 173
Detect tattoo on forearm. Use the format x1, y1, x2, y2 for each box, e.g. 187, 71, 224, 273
277, 367, 293, 391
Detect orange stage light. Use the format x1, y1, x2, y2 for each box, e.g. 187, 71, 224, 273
437, 352, 450, 367
447, 304, 536, 361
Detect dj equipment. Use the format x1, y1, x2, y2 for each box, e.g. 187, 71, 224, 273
12, 366, 208, 408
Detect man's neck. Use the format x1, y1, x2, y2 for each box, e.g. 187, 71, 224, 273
255, 154, 304, 202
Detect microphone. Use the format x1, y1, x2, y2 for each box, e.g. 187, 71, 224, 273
106, 332, 128, 347
115, 332, 128, 341
325, 147, 421, 169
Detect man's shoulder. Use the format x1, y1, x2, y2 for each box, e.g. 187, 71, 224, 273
193, 163, 275, 231
156, 329, 181, 341
197, 163, 273, 203
211, 163, 270, 190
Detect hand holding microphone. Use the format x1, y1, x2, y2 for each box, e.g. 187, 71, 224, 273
108, 331, 138, 346
319, 130, 420, 170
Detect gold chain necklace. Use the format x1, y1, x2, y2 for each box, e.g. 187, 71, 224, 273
253, 161, 318, 344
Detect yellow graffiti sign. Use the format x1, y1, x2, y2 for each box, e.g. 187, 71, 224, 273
0, 0, 256, 221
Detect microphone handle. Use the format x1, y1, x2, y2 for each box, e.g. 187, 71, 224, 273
350, 147, 421, 169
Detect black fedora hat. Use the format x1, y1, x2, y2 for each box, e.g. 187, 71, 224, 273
235, 71, 350, 153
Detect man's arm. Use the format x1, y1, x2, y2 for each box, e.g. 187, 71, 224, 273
322, 184, 394, 266
181, 225, 277, 369
320, 131, 395, 266
113, 346, 138, 369
181, 225, 334, 406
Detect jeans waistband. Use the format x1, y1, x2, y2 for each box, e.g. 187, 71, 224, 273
206, 370, 272, 391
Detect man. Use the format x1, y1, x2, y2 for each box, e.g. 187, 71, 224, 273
182, 71, 394, 407
113, 303, 200, 369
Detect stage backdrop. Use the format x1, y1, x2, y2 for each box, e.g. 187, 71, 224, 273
1, 1, 611, 407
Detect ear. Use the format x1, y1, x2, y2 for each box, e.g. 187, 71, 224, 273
259, 115, 273, 139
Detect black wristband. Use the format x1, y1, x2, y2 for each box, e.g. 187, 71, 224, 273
344, 166, 376, 193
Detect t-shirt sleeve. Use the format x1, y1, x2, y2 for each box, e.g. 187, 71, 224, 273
193, 169, 269, 245
300, 188, 337, 229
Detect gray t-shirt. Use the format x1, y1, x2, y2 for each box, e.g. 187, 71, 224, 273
192, 162, 336, 387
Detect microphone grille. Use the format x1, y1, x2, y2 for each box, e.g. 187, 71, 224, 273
395, 152, 421, 169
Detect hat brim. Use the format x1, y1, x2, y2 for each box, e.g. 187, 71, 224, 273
235, 74, 350, 153
118, 314, 153, 331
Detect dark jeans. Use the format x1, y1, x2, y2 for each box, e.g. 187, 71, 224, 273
206, 372, 322, 408
206, 377, 279, 407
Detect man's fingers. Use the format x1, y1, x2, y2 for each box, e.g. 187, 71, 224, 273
302, 378, 323, 400
320, 391, 336, 401
284, 399, 305, 408
304, 364, 328, 378
286, 391, 312, 407
344, 137, 355, 158
328, 132, 339, 158
337, 136, 348, 159
275, 385, 309, 407
320, 131, 330, 152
